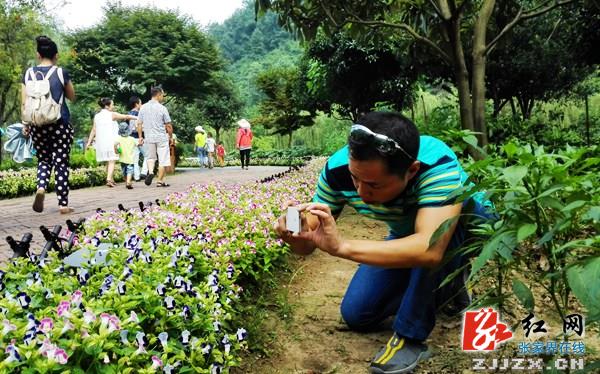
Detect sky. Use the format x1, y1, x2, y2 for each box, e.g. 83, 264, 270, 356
48, 0, 245, 30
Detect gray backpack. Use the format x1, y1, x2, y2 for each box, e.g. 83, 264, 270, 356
22, 66, 64, 126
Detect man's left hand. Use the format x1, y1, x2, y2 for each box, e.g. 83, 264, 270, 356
294, 203, 345, 257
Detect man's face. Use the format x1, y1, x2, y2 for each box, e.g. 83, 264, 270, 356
348, 157, 420, 205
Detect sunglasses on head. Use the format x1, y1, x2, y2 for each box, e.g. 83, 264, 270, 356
349, 124, 414, 160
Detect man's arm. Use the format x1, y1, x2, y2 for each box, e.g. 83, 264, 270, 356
137, 120, 144, 145
299, 203, 462, 268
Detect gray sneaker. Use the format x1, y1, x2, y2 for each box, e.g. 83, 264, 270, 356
369, 333, 431, 374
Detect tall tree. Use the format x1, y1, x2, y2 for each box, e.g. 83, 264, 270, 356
255, 66, 314, 147
304, 32, 418, 121
0, 0, 43, 125
67, 5, 223, 103
199, 72, 243, 142
256, 0, 579, 156
487, 3, 600, 119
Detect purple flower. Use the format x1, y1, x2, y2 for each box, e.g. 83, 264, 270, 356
221, 335, 231, 354
121, 266, 133, 280
151, 355, 163, 369
4, 340, 21, 363
201, 342, 212, 356
236, 328, 248, 341
60, 320, 74, 335
164, 296, 175, 310
83, 309, 96, 325
108, 315, 121, 333
57, 300, 71, 318
70, 290, 83, 307
2, 319, 16, 335
127, 311, 139, 324
39, 338, 56, 356
117, 281, 126, 295
120, 329, 129, 345
180, 330, 190, 345
181, 305, 191, 320
51, 347, 69, 364
17, 292, 31, 308
158, 332, 168, 349
39, 318, 54, 334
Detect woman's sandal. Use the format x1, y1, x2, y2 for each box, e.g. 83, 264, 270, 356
106, 180, 116, 187
156, 182, 170, 187
59, 207, 74, 215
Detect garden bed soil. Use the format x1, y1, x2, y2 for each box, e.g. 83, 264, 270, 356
237, 208, 599, 374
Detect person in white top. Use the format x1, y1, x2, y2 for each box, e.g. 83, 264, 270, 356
205, 132, 216, 169
86, 97, 137, 187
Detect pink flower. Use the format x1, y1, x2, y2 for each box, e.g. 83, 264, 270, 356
83, 309, 96, 325
39, 338, 56, 356
53, 348, 68, 364
39, 318, 54, 334
100, 313, 110, 327
71, 290, 83, 307
108, 315, 121, 333
127, 311, 139, 324
81, 329, 90, 338
60, 320, 74, 335
57, 301, 70, 317
151, 355, 163, 369
2, 319, 16, 335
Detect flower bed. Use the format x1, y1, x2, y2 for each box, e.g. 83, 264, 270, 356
0, 160, 322, 372
177, 157, 306, 168
0, 167, 123, 200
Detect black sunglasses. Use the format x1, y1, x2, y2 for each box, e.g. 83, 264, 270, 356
349, 124, 414, 160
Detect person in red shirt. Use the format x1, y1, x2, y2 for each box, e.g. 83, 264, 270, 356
235, 119, 253, 170
216, 141, 226, 167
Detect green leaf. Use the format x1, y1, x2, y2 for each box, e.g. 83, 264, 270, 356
503, 142, 519, 158
584, 206, 600, 222
428, 216, 460, 248
512, 279, 535, 312
502, 165, 528, 187
563, 200, 586, 212
567, 257, 600, 322
517, 223, 537, 242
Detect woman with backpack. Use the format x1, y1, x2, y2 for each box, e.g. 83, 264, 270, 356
85, 98, 137, 187
235, 119, 253, 170
21, 36, 76, 214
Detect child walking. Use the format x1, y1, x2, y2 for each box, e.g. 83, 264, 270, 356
206, 132, 216, 169
216, 141, 226, 167
115, 122, 137, 189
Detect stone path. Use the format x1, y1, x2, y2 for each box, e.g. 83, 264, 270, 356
0, 166, 287, 263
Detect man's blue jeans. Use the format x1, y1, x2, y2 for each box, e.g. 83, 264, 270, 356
340, 200, 493, 341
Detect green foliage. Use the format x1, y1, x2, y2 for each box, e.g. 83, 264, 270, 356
303, 32, 418, 120
463, 142, 600, 321
209, 2, 302, 112
255, 66, 314, 145
0, 166, 123, 199
67, 5, 222, 103
0, 0, 43, 124
198, 73, 243, 142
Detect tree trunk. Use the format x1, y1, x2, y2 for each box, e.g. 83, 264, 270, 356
447, 12, 478, 157
471, 0, 494, 150
421, 95, 428, 127
215, 127, 221, 143
584, 95, 590, 146
288, 132, 293, 148
510, 97, 517, 118
409, 100, 415, 121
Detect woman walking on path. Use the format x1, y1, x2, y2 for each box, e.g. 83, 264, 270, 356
21, 36, 76, 214
236, 119, 253, 170
86, 98, 137, 187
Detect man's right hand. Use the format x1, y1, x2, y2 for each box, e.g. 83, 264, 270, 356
138, 138, 144, 146
273, 201, 317, 256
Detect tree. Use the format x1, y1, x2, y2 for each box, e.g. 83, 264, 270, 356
255, 67, 314, 147
303, 32, 418, 121
0, 0, 43, 125
486, 3, 600, 119
256, 0, 580, 156
67, 5, 223, 103
199, 73, 243, 142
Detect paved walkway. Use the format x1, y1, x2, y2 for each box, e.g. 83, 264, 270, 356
0, 166, 287, 263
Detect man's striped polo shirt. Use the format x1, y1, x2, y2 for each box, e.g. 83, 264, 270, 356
312, 136, 469, 237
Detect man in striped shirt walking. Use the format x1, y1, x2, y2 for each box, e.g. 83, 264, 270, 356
274, 111, 493, 374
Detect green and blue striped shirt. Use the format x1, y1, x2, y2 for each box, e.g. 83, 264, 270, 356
313, 136, 469, 237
